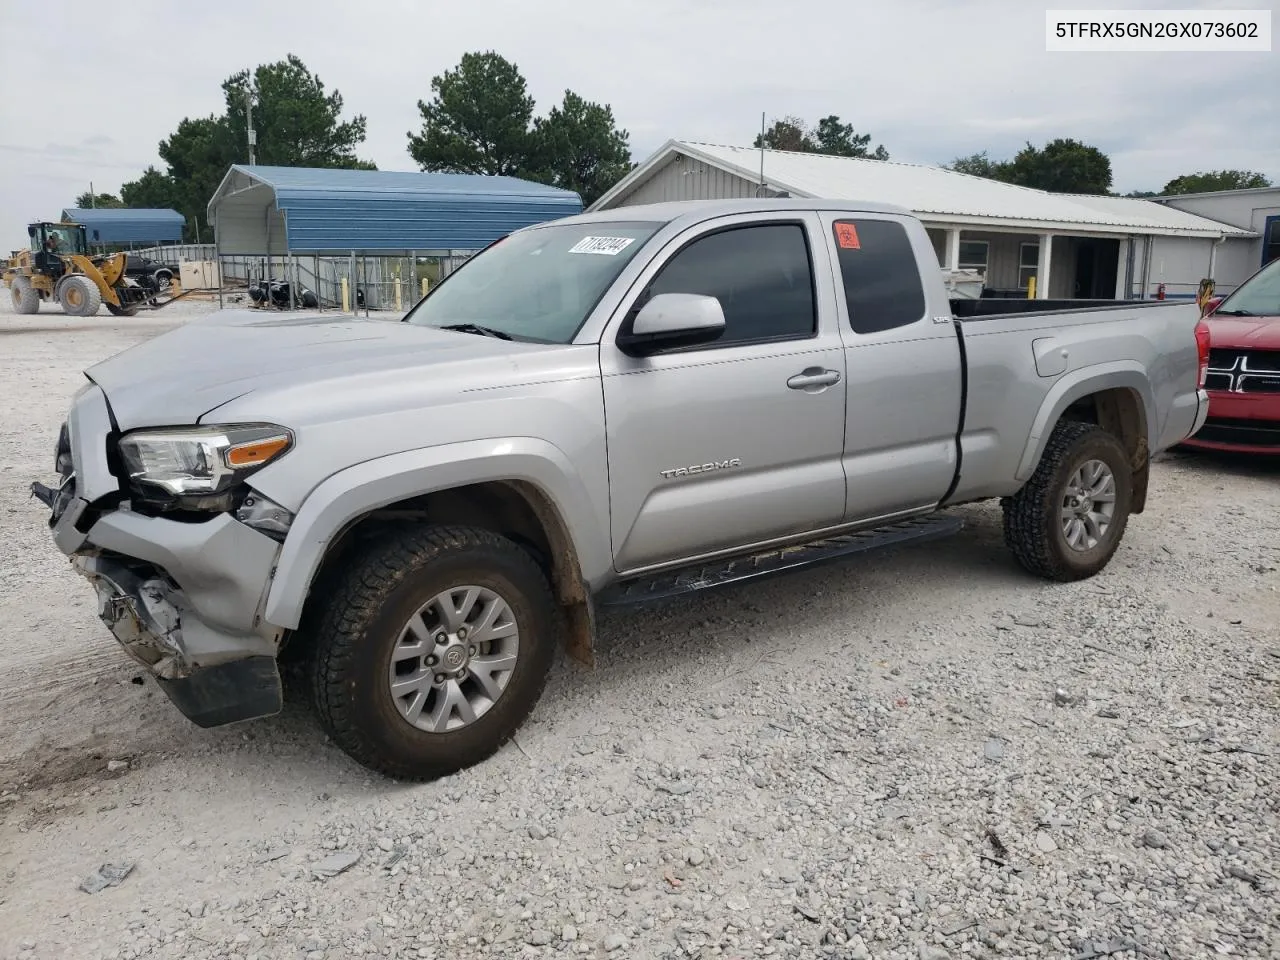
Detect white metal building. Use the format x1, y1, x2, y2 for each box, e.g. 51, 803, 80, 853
591, 141, 1257, 299
1156, 186, 1280, 279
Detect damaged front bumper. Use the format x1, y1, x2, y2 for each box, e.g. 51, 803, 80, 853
74, 553, 282, 727
36, 384, 287, 727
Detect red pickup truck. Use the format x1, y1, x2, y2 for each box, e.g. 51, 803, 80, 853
1185, 257, 1280, 454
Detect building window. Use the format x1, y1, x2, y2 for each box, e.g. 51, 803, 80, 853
958, 240, 989, 274
1018, 242, 1040, 289
1264, 216, 1280, 266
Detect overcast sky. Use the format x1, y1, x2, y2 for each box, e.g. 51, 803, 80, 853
1, 0, 1276, 246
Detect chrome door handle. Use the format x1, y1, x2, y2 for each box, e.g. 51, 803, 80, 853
787, 367, 841, 390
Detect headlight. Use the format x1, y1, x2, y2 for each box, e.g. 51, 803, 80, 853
118, 424, 293, 497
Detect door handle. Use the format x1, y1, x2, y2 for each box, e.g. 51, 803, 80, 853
787, 367, 841, 390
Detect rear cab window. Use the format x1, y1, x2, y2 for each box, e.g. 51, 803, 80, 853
830, 219, 927, 334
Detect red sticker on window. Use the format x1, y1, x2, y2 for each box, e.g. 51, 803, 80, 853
835, 223, 860, 249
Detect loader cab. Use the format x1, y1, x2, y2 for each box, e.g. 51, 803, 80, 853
28, 222, 87, 276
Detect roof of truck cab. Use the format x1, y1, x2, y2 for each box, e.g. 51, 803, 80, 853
589, 141, 1255, 239
543, 197, 914, 227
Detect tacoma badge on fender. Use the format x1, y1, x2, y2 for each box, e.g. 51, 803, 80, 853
659, 458, 742, 479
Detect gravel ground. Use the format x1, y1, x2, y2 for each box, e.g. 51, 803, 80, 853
1, 294, 1277, 960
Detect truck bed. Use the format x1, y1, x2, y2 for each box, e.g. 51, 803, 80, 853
945, 298, 1204, 504
950, 298, 1182, 320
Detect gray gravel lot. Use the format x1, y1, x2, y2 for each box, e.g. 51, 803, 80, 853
1, 297, 1277, 960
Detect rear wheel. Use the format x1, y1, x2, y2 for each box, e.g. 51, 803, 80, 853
58, 275, 102, 317
308, 525, 557, 780
10, 277, 39, 314
1002, 421, 1133, 581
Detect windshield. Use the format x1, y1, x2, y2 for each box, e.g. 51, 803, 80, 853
404, 220, 662, 343
33, 224, 84, 255
1216, 257, 1280, 317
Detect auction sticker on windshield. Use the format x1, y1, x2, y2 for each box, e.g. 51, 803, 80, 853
569, 236, 636, 256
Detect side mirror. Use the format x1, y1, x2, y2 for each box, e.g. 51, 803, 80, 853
617, 293, 726, 357
1201, 295, 1222, 317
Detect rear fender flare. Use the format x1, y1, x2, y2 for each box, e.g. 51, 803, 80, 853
263, 437, 608, 629
1014, 363, 1156, 483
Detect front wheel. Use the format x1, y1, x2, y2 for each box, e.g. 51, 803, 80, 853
308, 525, 557, 780
1002, 421, 1133, 582
11, 277, 40, 314
58, 274, 102, 317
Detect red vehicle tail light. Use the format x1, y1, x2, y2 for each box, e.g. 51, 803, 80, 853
1194, 318, 1211, 388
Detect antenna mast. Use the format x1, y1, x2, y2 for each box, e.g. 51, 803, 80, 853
757, 112, 768, 197
246, 88, 257, 165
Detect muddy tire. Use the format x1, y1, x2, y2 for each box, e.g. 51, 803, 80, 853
10, 277, 40, 314
1002, 421, 1133, 582
308, 525, 557, 780
58, 275, 101, 317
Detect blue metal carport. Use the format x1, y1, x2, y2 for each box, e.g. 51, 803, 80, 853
61, 208, 185, 246
207, 165, 582, 256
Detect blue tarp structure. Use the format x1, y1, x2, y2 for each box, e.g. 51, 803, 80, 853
208, 165, 583, 255
61, 208, 185, 245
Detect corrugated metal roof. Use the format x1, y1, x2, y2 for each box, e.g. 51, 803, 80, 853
210, 165, 583, 253
61, 207, 185, 244
592, 141, 1252, 238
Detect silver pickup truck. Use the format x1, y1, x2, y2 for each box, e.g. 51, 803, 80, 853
34, 199, 1210, 780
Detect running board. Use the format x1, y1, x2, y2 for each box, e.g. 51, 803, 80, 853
597, 513, 964, 607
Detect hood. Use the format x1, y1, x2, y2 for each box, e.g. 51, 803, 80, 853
86, 309, 564, 429
1206, 314, 1280, 350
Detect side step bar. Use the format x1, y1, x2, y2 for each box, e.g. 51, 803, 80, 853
597, 513, 964, 607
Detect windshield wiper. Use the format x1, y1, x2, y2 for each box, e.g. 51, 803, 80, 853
1213, 309, 1258, 316
439, 322, 513, 340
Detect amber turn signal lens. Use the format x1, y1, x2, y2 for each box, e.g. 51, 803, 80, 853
225, 435, 290, 468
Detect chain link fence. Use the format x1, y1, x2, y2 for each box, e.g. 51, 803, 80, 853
124, 247, 475, 314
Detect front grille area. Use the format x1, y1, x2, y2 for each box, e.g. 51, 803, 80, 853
1194, 417, 1280, 448
1205, 349, 1280, 394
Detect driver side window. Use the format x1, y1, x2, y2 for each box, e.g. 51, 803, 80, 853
643, 223, 817, 347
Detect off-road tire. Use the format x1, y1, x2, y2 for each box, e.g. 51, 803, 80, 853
308, 525, 557, 780
59, 275, 101, 317
106, 302, 140, 317
10, 277, 40, 314
1002, 421, 1133, 582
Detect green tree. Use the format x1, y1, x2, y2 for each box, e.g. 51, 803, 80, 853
116, 55, 373, 241
73, 192, 124, 209
120, 167, 178, 208
812, 115, 888, 159
1003, 138, 1112, 194
408, 52, 535, 175
1124, 190, 1159, 198
1162, 169, 1272, 194
753, 115, 888, 159
945, 151, 1009, 179
223, 55, 372, 169
754, 116, 814, 153
528, 91, 633, 205
945, 139, 1112, 194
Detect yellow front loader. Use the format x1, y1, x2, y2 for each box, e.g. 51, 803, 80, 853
4, 221, 185, 317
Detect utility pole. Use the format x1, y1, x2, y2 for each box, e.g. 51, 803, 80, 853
245, 87, 257, 165
89, 182, 96, 208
